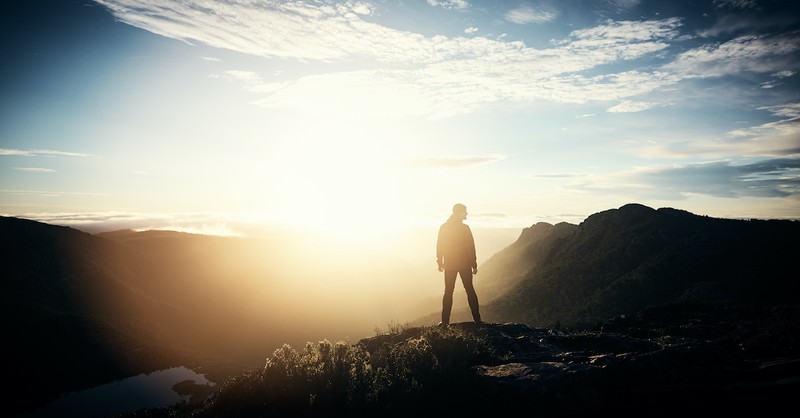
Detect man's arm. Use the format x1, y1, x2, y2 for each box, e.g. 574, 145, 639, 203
465, 225, 477, 273
436, 226, 444, 271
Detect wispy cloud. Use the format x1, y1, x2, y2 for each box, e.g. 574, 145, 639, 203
761, 102, 800, 119
13, 167, 56, 173
95, 0, 421, 62
406, 153, 506, 169
665, 32, 800, 77
565, 158, 800, 199
563, 18, 681, 47
0, 189, 106, 197
427, 0, 470, 10
607, 100, 658, 113
0, 148, 95, 157
2, 211, 268, 236
215, 70, 288, 93
526, 172, 586, 179
697, 13, 797, 37
93, 1, 796, 123
505, 5, 558, 24
638, 103, 800, 159
211, 13, 683, 118
713, 0, 759, 10
609, 0, 642, 10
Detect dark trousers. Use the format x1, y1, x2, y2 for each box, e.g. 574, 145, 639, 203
442, 268, 481, 324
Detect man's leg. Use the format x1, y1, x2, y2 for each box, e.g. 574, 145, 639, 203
441, 270, 457, 325
460, 269, 481, 323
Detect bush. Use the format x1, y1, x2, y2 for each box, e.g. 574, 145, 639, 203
201, 325, 496, 417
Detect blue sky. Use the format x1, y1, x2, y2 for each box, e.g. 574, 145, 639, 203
1, 0, 799, 238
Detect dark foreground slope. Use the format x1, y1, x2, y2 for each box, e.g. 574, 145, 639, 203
126, 302, 800, 418
475, 203, 800, 328
0, 217, 213, 417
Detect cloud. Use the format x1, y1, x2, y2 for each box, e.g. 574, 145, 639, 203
427, 0, 469, 10
609, 0, 641, 10
0, 149, 29, 156
639, 103, 800, 159
713, 0, 759, 10
761, 102, 800, 119
250, 69, 453, 118
664, 32, 800, 77
350, 2, 373, 15
95, 1, 676, 65
699, 12, 799, 38
96, 0, 416, 62
227, 16, 685, 118
405, 154, 506, 168
564, 17, 681, 46
0, 189, 106, 198
566, 158, 800, 199
3, 211, 267, 236
607, 100, 657, 113
526, 172, 586, 179
0, 148, 94, 157
725, 104, 800, 155
464, 27, 478, 34
505, 5, 558, 24
96, 1, 795, 120
13, 167, 56, 173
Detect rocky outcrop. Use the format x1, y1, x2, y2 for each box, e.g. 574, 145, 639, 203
370, 302, 800, 416
121, 302, 799, 417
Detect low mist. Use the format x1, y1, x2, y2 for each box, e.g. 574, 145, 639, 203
85, 226, 519, 367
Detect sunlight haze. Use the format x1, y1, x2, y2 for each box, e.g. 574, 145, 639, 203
2, 0, 798, 242
3, 3, 799, 403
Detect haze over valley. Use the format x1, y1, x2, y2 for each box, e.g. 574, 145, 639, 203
4, 203, 798, 416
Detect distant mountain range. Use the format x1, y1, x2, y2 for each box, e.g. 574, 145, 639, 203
3, 203, 798, 415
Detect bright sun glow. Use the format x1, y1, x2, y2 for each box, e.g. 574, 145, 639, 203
258, 116, 417, 243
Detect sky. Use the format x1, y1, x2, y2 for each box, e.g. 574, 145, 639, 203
2, 0, 799, 242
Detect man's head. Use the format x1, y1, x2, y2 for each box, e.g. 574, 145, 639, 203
452, 203, 467, 220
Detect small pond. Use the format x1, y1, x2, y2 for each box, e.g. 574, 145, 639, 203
27, 366, 215, 418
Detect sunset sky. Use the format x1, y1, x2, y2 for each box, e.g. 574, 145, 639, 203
2, 0, 799, 240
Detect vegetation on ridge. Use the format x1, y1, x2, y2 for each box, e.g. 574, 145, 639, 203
129, 302, 800, 418
132, 324, 498, 417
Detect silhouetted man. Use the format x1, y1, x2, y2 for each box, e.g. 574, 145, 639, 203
436, 203, 481, 326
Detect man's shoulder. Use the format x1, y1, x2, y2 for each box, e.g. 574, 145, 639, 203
441, 220, 469, 230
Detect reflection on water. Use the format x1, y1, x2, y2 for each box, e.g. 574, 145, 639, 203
27, 366, 214, 418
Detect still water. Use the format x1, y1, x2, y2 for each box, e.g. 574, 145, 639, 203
27, 366, 214, 418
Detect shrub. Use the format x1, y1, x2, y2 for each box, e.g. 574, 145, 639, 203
202, 325, 496, 417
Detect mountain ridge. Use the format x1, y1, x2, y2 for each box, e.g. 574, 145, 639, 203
471, 203, 799, 328
3, 204, 798, 415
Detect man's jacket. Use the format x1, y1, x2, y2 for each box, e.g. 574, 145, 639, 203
436, 217, 477, 271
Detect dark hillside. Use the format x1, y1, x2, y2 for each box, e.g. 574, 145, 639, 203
479, 203, 800, 328
1, 218, 276, 416
2, 217, 429, 416
1, 217, 193, 416
477, 221, 577, 301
